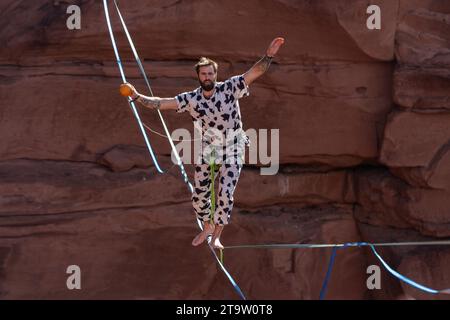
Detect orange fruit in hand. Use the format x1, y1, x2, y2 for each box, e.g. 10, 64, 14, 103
119, 83, 133, 97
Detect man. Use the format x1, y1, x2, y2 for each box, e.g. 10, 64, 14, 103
122, 37, 284, 249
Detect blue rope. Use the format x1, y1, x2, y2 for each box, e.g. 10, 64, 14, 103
102, 0, 244, 299
316, 242, 449, 299
209, 249, 246, 300
112, 0, 193, 193
319, 246, 338, 300
368, 244, 443, 295
102, 0, 163, 174
225, 240, 450, 250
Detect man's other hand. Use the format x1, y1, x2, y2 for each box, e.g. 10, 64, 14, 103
266, 37, 285, 57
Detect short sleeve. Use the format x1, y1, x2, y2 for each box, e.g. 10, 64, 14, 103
225, 75, 250, 100
175, 90, 196, 113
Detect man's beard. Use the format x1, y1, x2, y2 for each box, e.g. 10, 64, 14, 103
199, 79, 215, 91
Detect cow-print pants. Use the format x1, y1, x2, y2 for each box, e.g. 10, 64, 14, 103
192, 163, 242, 226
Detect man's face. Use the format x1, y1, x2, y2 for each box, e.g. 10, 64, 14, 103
197, 65, 217, 91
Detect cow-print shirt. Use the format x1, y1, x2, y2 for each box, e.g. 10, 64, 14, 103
175, 75, 250, 151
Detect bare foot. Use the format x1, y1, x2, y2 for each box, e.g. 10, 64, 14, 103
210, 225, 224, 249
192, 223, 214, 246
211, 236, 224, 250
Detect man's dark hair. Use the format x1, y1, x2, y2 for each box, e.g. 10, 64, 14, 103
195, 57, 218, 74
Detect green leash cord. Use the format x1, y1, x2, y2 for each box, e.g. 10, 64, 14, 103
210, 159, 216, 225
209, 152, 224, 263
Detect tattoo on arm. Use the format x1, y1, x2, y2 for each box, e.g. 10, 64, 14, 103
138, 96, 161, 110
255, 55, 273, 73
244, 55, 274, 85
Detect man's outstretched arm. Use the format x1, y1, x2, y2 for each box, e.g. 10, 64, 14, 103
134, 94, 177, 111
243, 37, 285, 86
120, 83, 178, 111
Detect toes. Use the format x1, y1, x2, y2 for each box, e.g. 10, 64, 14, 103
211, 238, 224, 249
191, 235, 202, 246
192, 227, 214, 247
192, 233, 206, 246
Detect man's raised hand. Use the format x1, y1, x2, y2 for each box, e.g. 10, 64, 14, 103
266, 37, 285, 57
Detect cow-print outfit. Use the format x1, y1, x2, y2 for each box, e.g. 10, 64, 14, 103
175, 74, 250, 226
